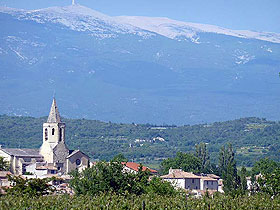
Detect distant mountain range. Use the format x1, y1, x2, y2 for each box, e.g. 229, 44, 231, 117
0, 4, 280, 125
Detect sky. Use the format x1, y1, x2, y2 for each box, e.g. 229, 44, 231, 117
0, 0, 279, 33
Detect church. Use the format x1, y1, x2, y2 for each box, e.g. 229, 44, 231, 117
0, 98, 90, 175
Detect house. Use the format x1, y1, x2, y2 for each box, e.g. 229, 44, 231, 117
25, 162, 58, 176
161, 169, 201, 190
200, 175, 218, 191
0, 98, 90, 175
122, 162, 158, 175
0, 148, 44, 175
161, 169, 219, 191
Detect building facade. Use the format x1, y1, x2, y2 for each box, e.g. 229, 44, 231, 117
161, 169, 219, 191
0, 98, 90, 175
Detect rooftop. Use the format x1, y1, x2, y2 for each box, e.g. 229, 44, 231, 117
161, 170, 201, 179
47, 98, 61, 123
122, 162, 157, 173
0, 148, 42, 158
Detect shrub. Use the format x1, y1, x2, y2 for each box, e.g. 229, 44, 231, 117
6, 175, 54, 197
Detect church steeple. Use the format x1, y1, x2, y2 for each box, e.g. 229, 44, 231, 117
47, 98, 61, 123
41, 98, 68, 167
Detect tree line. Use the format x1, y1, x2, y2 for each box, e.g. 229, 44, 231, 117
1, 115, 280, 167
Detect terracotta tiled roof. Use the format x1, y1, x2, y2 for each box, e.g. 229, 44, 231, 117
161, 171, 201, 179
200, 176, 217, 181
122, 162, 157, 173
207, 174, 220, 179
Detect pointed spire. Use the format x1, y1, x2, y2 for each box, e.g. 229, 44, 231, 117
47, 98, 61, 123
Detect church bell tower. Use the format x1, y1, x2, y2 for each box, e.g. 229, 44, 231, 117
43, 98, 65, 144
40, 98, 69, 168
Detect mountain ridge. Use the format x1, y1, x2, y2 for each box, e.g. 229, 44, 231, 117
0, 4, 279, 125
1, 5, 280, 43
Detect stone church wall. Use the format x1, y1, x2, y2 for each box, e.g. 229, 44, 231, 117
66, 152, 89, 173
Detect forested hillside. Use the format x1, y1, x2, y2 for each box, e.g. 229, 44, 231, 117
0, 115, 280, 167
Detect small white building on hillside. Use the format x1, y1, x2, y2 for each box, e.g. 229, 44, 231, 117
200, 175, 218, 191
161, 169, 201, 190
161, 169, 219, 191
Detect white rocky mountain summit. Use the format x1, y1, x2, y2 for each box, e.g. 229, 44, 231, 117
0, 4, 279, 43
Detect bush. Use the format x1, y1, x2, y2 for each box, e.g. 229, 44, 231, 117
69, 161, 150, 195
70, 161, 178, 196
6, 175, 54, 197
145, 176, 177, 196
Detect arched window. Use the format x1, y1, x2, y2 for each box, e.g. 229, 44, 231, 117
52, 128, 55, 135
45, 128, 48, 141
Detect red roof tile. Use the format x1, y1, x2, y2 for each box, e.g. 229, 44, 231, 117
122, 162, 157, 173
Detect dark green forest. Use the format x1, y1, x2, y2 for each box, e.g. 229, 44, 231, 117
0, 115, 280, 168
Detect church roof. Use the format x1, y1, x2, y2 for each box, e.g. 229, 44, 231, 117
47, 98, 61, 123
67, 150, 90, 159
0, 148, 42, 157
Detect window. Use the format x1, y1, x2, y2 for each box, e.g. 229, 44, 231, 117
52, 128, 55, 135
206, 181, 209, 185
76, 159, 81, 166
45, 128, 48, 140
192, 179, 194, 183
59, 128, 62, 141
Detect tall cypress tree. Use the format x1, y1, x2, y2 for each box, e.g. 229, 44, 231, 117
219, 143, 240, 194
195, 143, 210, 173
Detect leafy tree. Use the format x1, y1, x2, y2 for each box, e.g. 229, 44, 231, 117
251, 158, 280, 194
160, 152, 201, 175
111, 153, 128, 162
69, 161, 150, 196
0, 157, 9, 171
258, 168, 280, 196
145, 176, 177, 195
251, 158, 279, 176
6, 175, 54, 197
219, 144, 240, 194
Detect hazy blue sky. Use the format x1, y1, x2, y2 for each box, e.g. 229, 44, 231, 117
1, 0, 279, 33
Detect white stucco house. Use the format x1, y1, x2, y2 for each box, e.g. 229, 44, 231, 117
161, 169, 219, 192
